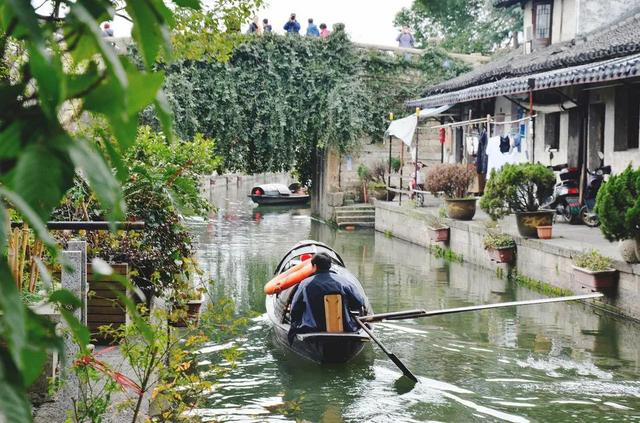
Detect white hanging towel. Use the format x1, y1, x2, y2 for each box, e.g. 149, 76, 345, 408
384, 115, 417, 147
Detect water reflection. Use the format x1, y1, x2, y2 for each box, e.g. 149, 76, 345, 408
187, 179, 640, 422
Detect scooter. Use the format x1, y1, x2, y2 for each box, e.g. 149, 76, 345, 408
541, 147, 581, 223
543, 163, 581, 223
580, 152, 611, 227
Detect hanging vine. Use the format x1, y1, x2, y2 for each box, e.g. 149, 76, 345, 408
143, 30, 470, 183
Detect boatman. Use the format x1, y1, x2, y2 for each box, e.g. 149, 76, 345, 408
288, 252, 365, 344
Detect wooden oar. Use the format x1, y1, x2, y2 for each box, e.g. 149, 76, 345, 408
354, 316, 418, 383
359, 292, 604, 324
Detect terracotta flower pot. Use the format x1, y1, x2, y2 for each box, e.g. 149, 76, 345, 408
428, 226, 449, 243
573, 266, 617, 291
488, 247, 515, 264
515, 210, 554, 238
536, 225, 553, 239
444, 198, 477, 221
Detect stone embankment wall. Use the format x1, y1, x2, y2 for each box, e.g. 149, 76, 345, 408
375, 201, 640, 322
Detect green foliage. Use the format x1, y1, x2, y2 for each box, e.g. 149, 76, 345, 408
430, 245, 463, 263
574, 250, 614, 272
170, 2, 263, 62
508, 270, 573, 297
145, 32, 469, 183
425, 163, 475, 198
357, 164, 372, 183
480, 163, 555, 220
483, 231, 516, 250
395, 0, 523, 54
390, 157, 402, 173
0, 1, 204, 418
595, 165, 640, 242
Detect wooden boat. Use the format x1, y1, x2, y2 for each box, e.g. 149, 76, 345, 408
265, 240, 372, 364
248, 183, 310, 206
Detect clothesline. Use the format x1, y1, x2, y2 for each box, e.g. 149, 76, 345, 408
430, 114, 537, 130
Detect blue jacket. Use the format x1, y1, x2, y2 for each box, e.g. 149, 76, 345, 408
288, 270, 365, 343
284, 20, 301, 33
306, 24, 320, 37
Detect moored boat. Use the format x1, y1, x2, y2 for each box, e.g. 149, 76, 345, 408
265, 240, 372, 364
249, 183, 310, 205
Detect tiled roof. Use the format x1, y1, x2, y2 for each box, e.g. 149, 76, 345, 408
416, 9, 640, 100
407, 53, 640, 108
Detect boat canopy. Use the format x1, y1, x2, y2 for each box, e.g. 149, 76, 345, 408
252, 184, 292, 196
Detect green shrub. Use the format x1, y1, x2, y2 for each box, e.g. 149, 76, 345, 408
357, 164, 372, 182
574, 250, 614, 272
391, 157, 402, 173
595, 165, 640, 242
425, 163, 475, 198
480, 163, 555, 220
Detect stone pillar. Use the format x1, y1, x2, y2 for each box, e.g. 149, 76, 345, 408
66, 240, 87, 325
60, 248, 83, 407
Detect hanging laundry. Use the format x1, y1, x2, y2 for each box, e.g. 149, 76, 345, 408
476, 130, 489, 174
499, 136, 510, 153
486, 135, 528, 175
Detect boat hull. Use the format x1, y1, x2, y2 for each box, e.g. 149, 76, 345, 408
271, 320, 368, 364
249, 194, 310, 205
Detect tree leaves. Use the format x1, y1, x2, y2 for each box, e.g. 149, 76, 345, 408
13, 144, 74, 222
67, 138, 125, 223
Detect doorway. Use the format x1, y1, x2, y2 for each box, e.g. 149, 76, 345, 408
587, 103, 605, 170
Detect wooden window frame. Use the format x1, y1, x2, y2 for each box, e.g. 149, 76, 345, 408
532, 0, 553, 47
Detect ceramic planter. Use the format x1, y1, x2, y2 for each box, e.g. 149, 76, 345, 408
444, 198, 477, 221
515, 210, 554, 238
428, 226, 449, 243
487, 247, 515, 264
572, 266, 618, 290
537, 225, 553, 239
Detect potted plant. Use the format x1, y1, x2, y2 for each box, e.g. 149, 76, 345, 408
369, 161, 396, 201
595, 165, 640, 260
483, 231, 516, 264
170, 291, 204, 328
357, 164, 372, 203
425, 163, 476, 220
427, 207, 450, 243
573, 250, 617, 290
480, 163, 556, 238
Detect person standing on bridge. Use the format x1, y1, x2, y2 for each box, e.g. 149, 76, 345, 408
319, 23, 330, 39
263, 18, 273, 33
306, 18, 320, 37
284, 13, 301, 34
396, 26, 415, 48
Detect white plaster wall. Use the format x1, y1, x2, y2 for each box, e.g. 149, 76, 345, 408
576, 0, 640, 35
555, 0, 578, 42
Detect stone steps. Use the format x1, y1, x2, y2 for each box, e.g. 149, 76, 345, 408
335, 205, 375, 228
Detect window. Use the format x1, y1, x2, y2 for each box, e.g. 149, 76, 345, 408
533, 1, 553, 47
544, 112, 560, 150
614, 85, 640, 151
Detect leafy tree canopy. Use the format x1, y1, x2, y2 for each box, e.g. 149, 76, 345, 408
144, 30, 470, 183
395, 0, 523, 54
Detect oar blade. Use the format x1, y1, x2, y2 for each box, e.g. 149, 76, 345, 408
389, 353, 418, 383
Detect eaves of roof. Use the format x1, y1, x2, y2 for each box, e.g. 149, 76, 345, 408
406, 53, 640, 109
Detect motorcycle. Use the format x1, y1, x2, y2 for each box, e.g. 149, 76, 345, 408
580, 154, 611, 227
542, 163, 581, 223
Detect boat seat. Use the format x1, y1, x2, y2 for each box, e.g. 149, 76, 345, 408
324, 294, 343, 333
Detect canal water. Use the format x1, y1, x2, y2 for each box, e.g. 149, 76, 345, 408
188, 179, 640, 422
